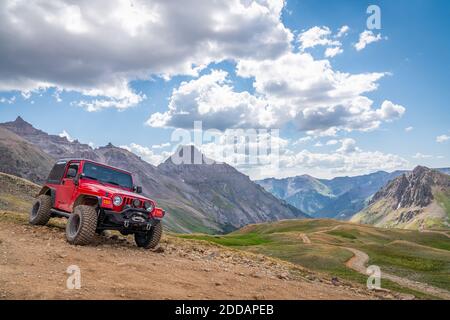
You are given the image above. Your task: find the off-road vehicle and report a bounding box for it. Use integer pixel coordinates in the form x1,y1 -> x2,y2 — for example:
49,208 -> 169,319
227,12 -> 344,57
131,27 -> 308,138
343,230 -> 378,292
30,159 -> 165,248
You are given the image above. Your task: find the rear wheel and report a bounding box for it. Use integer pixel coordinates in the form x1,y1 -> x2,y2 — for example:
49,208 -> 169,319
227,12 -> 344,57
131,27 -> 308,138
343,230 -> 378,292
134,221 -> 163,249
29,195 -> 52,225
66,205 -> 98,245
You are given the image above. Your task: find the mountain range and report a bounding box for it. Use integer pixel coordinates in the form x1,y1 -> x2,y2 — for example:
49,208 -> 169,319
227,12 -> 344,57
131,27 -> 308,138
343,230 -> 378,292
256,168 -> 450,220
351,166 -> 450,229
1,116 -> 448,232
0,117 -> 307,233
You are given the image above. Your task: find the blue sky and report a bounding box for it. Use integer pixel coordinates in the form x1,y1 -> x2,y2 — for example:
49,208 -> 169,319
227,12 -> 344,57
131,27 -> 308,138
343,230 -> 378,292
0,0 -> 449,179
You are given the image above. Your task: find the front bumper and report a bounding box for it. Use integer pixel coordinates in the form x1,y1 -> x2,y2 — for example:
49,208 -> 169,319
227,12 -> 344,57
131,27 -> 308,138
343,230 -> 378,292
98,207 -> 160,233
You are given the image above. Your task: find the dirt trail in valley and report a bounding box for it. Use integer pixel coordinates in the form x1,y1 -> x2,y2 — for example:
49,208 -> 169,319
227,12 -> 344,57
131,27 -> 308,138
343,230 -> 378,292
299,234 -> 311,244
419,229 -> 450,238
298,224 -> 450,299
0,212 -> 394,300
344,247 -> 450,300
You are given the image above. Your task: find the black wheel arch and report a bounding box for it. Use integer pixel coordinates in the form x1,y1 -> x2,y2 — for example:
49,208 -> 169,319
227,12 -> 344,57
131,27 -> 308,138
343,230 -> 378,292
73,194 -> 101,209
38,186 -> 56,206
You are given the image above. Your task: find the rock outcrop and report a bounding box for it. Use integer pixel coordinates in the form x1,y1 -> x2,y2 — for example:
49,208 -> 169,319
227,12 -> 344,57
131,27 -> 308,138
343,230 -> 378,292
351,166 -> 450,229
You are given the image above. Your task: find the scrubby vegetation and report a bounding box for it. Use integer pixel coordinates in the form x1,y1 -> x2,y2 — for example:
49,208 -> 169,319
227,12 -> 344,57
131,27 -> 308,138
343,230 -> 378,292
179,219 -> 450,299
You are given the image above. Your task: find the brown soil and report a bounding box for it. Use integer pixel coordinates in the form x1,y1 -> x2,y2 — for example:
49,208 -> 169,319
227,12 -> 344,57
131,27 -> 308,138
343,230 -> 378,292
0,211 -> 394,300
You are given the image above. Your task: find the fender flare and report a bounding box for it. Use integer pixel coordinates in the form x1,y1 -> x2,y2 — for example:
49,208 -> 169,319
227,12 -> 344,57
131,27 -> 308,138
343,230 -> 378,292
38,186 -> 56,206
73,194 -> 101,209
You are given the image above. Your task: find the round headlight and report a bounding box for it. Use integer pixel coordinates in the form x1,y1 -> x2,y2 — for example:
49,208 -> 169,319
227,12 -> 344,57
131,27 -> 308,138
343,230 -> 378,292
144,201 -> 154,212
132,198 -> 141,208
113,195 -> 122,206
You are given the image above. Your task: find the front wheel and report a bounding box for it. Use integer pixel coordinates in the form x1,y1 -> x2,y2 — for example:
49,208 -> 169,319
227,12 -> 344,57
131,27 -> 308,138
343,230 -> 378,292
134,221 -> 163,249
66,205 -> 98,245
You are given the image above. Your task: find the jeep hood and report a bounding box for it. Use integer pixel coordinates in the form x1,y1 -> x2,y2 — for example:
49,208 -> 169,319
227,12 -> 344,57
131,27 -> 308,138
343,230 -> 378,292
80,180 -> 151,201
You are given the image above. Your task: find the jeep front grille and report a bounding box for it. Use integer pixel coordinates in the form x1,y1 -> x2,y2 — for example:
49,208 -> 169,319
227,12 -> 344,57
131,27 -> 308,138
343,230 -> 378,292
123,197 -> 142,208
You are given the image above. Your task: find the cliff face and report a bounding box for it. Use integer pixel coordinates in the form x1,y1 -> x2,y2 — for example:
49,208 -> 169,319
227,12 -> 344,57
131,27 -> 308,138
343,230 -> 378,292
352,166 -> 450,230
159,146 -> 308,230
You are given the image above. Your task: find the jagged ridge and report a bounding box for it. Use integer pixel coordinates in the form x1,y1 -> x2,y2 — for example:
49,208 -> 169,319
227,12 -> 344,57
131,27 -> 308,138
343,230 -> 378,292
351,166 -> 450,230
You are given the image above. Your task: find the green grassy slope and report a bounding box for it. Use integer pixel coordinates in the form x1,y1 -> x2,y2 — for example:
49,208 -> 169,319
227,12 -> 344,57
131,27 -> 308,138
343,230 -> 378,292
0,172 -> 40,213
179,219 -> 450,299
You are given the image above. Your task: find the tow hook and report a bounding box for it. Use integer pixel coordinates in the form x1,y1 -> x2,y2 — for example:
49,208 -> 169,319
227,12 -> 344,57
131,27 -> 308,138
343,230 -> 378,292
124,220 -> 129,228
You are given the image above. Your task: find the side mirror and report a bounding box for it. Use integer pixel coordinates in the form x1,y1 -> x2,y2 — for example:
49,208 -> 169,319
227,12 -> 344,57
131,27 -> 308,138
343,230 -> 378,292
134,186 -> 143,194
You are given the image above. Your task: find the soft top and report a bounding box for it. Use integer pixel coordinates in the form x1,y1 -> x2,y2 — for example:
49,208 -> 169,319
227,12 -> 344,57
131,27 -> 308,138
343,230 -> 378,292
55,159 -> 132,175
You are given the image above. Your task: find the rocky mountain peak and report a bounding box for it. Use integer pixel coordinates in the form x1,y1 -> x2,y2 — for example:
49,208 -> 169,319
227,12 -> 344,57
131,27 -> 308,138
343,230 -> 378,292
13,116 -> 26,124
370,166 -> 449,209
162,144 -> 214,166
2,116 -> 41,135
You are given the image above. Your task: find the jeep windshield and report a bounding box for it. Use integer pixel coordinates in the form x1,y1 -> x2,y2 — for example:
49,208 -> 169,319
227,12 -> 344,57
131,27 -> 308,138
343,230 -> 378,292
82,162 -> 133,190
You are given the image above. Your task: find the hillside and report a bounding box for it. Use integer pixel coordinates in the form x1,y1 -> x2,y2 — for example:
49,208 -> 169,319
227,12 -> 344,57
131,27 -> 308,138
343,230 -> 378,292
0,127 -> 53,184
1,211 -> 403,300
351,166 -> 450,230
0,173 -> 394,300
257,170 -> 406,219
181,219 -> 450,299
159,146 -> 307,231
0,172 -> 41,213
1,166 -> 448,300
0,116 -> 100,160
0,117 -> 307,233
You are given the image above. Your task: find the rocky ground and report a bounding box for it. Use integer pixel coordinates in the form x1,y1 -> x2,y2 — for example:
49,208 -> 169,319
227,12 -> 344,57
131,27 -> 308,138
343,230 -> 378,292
0,211 -> 406,300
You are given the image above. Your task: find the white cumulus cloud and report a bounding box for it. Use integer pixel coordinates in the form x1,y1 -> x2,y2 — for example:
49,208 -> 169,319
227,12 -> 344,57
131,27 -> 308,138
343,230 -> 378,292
120,143 -> 170,165
325,46 -> 343,58
436,134 -> 450,143
336,25 -> 350,38
412,153 -> 432,159
354,30 -> 384,51
0,0 -> 292,110
59,130 -> 74,142
149,51 -> 406,135
297,26 -> 340,50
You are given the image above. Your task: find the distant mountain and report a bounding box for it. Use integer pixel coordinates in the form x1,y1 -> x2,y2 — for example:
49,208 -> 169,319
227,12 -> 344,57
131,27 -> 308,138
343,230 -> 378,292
351,166 -> 450,230
159,146 -> 308,231
256,170 -> 407,219
1,116 -> 100,160
0,117 -> 308,233
437,167 -> 450,175
0,126 -> 53,184
257,175 -> 334,216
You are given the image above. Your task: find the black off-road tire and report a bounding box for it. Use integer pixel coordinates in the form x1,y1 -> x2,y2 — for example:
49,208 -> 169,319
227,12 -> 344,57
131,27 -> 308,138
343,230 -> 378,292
66,205 -> 98,245
134,221 -> 163,249
29,195 -> 52,225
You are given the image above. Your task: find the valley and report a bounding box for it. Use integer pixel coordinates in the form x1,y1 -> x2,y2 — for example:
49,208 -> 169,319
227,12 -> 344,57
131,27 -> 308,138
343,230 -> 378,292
180,219 -> 450,299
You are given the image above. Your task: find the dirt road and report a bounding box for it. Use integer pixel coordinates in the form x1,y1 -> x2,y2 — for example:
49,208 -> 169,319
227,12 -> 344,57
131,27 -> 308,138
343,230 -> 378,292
344,247 -> 450,300
0,211 -> 387,300
299,233 -> 311,244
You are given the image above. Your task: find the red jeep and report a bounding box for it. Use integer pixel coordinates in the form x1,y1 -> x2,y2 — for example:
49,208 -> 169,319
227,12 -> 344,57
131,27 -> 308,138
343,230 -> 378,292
29,159 -> 165,248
